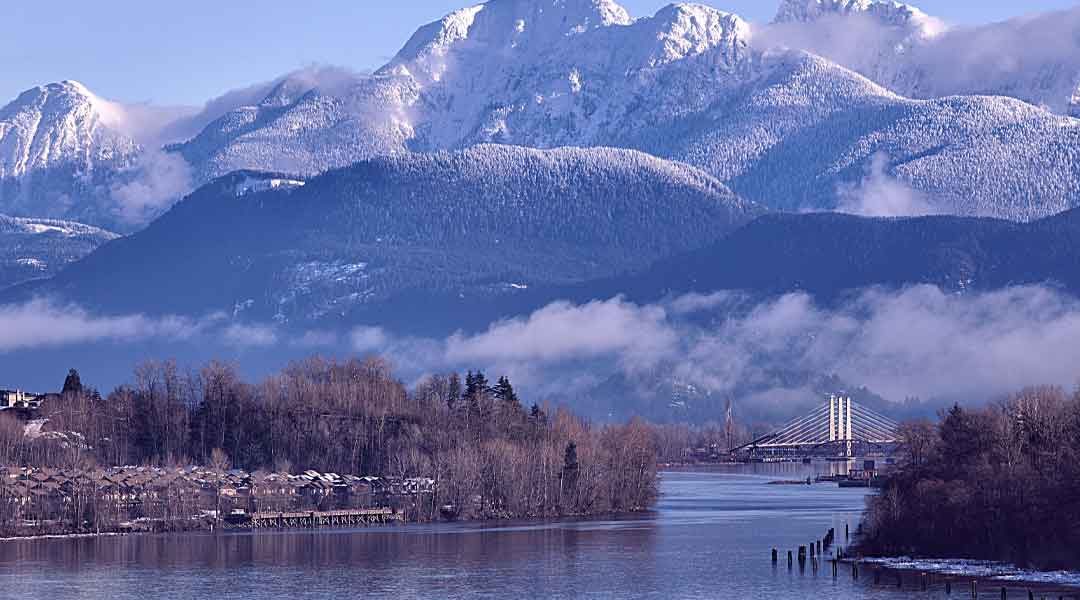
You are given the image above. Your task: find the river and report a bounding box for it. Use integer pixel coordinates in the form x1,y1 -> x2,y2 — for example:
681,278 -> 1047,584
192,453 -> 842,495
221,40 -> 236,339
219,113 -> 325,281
0,464 -> 991,599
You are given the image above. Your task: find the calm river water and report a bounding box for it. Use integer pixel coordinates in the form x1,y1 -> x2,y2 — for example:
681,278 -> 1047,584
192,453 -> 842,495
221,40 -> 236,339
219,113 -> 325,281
0,464 -> 960,599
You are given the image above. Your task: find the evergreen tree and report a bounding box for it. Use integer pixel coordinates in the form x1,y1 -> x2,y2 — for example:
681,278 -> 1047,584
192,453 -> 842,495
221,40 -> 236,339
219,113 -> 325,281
562,441 -> 580,508
464,371 -> 478,401
62,369 -> 83,396
494,376 -> 520,406
472,371 -> 489,396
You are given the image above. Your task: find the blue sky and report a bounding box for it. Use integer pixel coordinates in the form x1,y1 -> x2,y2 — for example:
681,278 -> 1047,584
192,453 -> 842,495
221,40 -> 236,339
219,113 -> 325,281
1,0 -> 1077,106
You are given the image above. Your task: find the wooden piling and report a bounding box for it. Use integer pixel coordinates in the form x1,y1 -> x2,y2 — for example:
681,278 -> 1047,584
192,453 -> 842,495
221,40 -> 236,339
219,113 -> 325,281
787,550 -> 793,569
946,581 -> 952,595
772,548 -> 778,563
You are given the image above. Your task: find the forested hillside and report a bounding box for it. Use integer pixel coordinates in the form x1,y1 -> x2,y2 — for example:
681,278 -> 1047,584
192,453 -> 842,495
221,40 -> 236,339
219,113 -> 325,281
0,214 -> 118,288
604,208 -> 1080,304
14,146 -> 756,328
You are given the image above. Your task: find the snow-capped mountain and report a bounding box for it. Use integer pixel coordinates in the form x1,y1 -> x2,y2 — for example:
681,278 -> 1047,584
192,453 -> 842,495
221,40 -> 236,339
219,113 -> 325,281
0,214 -> 118,289
773,0 -> 942,34
14,145 -> 758,330
7,0 -> 1080,226
0,81 -> 141,228
0,80 -> 196,231
769,0 -> 1080,116
166,0 -> 1080,221
0,80 -> 138,180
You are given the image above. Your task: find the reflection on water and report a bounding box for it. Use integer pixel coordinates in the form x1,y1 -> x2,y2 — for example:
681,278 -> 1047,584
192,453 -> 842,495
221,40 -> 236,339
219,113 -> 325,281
0,463 -> 949,599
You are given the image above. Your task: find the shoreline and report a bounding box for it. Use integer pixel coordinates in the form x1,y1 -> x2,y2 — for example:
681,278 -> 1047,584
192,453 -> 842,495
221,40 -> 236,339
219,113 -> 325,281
839,556 -> 1080,594
0,509 -> 653,544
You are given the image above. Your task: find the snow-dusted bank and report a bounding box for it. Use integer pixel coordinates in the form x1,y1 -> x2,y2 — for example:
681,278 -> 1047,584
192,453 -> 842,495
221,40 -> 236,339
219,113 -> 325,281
861,556 -> 1080,590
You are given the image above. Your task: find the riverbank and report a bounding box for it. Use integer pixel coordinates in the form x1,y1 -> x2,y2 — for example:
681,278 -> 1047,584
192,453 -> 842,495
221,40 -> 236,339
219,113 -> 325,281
838,556 -> 1080,596
0,505 -> 657,544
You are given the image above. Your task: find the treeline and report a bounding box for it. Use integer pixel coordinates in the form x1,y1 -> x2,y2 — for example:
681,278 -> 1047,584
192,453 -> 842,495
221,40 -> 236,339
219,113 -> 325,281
652,421 -> 755,463
858,386 -> 1080,569
0,358 -> 658,520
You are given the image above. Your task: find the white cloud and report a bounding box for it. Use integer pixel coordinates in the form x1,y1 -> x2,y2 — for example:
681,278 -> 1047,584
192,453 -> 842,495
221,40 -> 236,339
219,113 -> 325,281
835,152 -> 942,217
10,284 -> 1080,410
0,299 -> 196,351
400,286 -> 1080,406
671,285 -> 1080,403
445,297 -> 677,369
350,326 -> 389,353
221,323 -> 278,348
108,149 -> 195,224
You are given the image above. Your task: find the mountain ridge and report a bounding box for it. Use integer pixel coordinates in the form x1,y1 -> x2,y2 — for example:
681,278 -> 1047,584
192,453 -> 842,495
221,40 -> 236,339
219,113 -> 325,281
9,145 -> 758,327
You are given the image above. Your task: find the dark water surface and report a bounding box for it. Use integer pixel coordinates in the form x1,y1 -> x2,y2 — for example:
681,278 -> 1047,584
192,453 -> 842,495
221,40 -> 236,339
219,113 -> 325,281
0,465 -> 944,599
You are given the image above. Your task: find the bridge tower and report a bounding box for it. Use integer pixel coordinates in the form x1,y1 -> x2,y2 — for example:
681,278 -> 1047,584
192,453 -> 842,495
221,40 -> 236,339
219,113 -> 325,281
828,395 -> 854,457
732,394 -> 899,459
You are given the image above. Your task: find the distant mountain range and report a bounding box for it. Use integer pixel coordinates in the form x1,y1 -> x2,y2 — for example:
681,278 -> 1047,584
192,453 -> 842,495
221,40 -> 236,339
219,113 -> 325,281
11,144 -> 1080,338
4,0 -> 1080,413
4,0 -> 1080,228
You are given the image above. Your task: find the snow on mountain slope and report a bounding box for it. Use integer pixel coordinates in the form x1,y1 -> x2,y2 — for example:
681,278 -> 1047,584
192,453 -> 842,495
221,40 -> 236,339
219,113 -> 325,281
174,1 -> 754,180
637,51 -> 1080,221
767,1 -> 1080,116
167,0 -> 1080,221
0,213 -> 118,289
173,69 -> 419,182
774,0 -> 943,35
0,81 -> 201,231
0,80 -> 138,180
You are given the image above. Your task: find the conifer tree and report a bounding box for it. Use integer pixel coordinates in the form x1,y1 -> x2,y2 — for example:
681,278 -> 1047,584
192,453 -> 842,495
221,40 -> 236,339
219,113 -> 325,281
494,376 -> 519,406
62,369 -> 83,396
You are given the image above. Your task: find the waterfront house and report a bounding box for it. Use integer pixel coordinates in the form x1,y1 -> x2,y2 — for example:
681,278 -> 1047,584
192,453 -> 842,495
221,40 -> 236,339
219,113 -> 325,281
0,389 -> 42,410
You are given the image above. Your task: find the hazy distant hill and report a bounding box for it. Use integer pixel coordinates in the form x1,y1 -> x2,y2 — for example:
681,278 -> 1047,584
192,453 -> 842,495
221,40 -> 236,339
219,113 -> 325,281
0,214 -> 117,289
603,208 -> 1080,304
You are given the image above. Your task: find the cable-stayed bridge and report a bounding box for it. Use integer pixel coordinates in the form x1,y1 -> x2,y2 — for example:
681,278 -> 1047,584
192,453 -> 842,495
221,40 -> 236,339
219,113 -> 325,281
735,395 -> 900,459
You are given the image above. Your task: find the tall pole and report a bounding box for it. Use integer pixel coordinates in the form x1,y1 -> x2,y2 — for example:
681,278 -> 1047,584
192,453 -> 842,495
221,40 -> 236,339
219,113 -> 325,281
829,395 -> 836,442
845,397 -> 853,458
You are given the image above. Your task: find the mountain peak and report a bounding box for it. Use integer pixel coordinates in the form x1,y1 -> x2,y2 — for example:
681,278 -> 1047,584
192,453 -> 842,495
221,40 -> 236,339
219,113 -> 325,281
1,79 -> 139,180
385,0 -> 634,81
774,0 -> 942,36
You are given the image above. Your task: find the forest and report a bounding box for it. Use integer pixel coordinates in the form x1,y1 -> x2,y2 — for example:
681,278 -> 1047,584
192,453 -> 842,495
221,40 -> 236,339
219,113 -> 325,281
858,386 -> 1080,569
0,357 -> 659,530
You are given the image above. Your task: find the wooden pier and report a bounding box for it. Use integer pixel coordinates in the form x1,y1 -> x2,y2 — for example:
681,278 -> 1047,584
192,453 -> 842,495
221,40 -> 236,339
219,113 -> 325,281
223,508 -> 402,530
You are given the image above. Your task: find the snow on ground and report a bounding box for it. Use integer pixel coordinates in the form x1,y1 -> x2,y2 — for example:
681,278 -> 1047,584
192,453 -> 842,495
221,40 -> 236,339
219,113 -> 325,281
862,556 -> 1080,588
